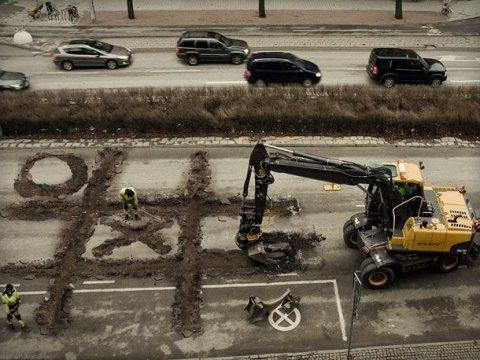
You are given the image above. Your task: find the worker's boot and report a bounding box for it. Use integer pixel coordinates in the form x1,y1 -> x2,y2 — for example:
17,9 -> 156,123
19,320 -> 26,329
8,321 -> 14,330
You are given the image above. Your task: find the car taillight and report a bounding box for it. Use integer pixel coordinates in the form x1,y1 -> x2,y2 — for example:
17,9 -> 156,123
371,65 -> 379,76
52,53 -> 59,60
175,47 -> 179,54
244,70 -> 251,78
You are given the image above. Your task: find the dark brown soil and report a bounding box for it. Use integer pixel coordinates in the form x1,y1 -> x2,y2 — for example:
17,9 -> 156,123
34,148 -> 124,333
172,151 -> 210,337
91,217 -> 174,258
2,148 -> 326,337
14,153 -> 88,198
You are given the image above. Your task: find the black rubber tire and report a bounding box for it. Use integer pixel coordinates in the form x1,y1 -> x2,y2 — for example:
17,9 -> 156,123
382,76 -> 396,88
435,254 -> 460,273
430,77 -> 443,87
360,256 -> 375,270
230,54 -> 243,65
61,61 -> 74,71
254,79 -> 266,87
187,54 -> 199,66
302,78 -> 314,88
360,263 -> 395,289
343,219 -> 359,248
106,60 -> 118,70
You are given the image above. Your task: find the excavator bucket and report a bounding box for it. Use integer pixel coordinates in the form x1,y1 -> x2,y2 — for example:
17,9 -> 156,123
246,241 -> 292,265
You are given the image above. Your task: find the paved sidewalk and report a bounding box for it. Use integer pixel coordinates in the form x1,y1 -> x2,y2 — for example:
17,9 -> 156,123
2,32 -> 479,53
1,0 -> 479,27
0,136 -> 478,150
233,340 -> 480,360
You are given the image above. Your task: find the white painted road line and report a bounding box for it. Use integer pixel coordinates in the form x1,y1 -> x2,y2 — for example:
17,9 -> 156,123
277,272 -> 299,277
201,279 -> 335,288
18,279 -> 347,341
74,286 -> 177,293
83,280 -> 116,285
205,81 -> 246,85
333,279 -> 347,342
449,80 -> 480,83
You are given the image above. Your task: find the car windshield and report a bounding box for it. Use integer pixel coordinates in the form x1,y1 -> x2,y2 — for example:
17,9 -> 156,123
215,34 -> 232,46
91,41 -> 113,53
291,56 -> 305,69
417,56 -> 429,69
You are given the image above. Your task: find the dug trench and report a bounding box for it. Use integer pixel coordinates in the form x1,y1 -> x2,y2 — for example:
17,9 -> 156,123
1,149 -> 326,336
34,148 -> 125,333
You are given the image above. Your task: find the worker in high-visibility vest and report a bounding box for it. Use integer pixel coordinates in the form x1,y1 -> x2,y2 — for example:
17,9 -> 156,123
119,187 -> 140,220
1,284 -> 26,330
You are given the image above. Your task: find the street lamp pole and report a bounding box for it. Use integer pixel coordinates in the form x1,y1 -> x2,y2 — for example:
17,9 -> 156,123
395,0 -> 403,19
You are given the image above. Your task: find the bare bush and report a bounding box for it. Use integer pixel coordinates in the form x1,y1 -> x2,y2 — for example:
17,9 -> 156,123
0,85 -> 478,139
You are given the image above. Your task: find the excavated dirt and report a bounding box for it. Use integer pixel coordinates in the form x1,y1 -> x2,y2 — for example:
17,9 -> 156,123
3,148 -> 325,337
172,151 -> 210,337
91,217 -> 174,258
14,153 -> 88,198
34,148 -> 124,333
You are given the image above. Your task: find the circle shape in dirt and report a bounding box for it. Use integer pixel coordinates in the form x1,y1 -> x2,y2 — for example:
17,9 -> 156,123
14,153 -> 88,197
268,306 -> 301,331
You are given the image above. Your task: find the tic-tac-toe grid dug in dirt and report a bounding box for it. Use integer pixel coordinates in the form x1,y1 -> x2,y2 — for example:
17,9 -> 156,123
0,148 -> 323,336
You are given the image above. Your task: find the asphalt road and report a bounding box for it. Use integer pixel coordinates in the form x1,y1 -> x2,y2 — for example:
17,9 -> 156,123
0,146 -> 479,359
1,45 -> 479,89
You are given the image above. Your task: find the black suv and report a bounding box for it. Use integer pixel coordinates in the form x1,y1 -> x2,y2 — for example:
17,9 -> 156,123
176,31 -> 250,66
367,48 -> 447,88
244,52 -> 321,87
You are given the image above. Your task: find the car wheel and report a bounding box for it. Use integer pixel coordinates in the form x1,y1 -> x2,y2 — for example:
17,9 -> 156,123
383,76 -> 396,88
62,61 -> 74,71
360,263 -> 395,289
302,78 -> 314,88
187,54 -> 199,66
435,254 -> 459,273
430,78 -> 442,87
106,60 -> 118,70
254,79 -> 266,88
230,54 -> 243,65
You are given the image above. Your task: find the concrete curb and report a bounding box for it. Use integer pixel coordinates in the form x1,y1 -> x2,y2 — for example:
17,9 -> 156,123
0,136 -> 478,150
0,40 -> 49,53
203,339 -> 480,360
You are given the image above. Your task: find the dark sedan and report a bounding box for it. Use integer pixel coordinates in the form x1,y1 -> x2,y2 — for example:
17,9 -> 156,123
52,39 -> 132,71
0,69 -> 29,90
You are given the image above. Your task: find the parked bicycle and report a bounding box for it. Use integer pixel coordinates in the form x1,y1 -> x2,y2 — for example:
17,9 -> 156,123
66,5 -> 79,21
441,0 -> 452,17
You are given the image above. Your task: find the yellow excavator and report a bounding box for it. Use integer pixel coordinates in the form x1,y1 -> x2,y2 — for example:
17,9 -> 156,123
236,144 -> 479,289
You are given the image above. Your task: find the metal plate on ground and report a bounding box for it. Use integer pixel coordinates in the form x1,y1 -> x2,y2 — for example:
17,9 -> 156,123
268,306 -> 301,332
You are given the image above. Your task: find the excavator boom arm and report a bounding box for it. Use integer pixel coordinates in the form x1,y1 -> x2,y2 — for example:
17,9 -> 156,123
238,144 -> 401,242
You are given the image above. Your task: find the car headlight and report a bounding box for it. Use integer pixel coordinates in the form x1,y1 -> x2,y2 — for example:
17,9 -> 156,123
316,72 -> 321,77
243,48 -> 249,55
120,55 -> 129,60
126,47 -> 132,53
10,83 -> 24,89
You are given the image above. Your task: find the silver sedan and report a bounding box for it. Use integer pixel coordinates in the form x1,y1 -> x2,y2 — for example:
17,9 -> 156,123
52,39 -> 132,71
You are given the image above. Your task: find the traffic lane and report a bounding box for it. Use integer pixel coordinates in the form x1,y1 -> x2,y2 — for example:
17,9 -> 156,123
335,261 -> 480,348
2,48 -> 479,73
1,48 -> 479,89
